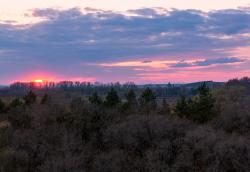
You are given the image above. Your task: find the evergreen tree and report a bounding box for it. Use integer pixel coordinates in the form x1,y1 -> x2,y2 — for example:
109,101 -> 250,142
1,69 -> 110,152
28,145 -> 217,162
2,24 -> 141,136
175,96 -> 189,118
139,87 -> 157,114
125,89 -> 137,105
192,83 -> 216,123
23,91 -> 37,105
139,87 -> 156,105
121,89 -> 138,113
175,83 -> 216,123
104,88 -> 120,107
89,91 -> 103,105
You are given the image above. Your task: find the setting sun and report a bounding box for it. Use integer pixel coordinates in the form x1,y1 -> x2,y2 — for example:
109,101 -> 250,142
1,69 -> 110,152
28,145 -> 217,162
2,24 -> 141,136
34,79 -> 44,83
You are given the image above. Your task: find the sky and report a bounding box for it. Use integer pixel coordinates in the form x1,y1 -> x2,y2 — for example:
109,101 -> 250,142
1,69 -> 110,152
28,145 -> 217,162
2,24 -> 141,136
1,0 -> 250,84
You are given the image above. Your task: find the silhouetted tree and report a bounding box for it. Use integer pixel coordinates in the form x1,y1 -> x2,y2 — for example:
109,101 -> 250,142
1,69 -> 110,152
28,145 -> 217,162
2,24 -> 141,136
2,77 -> 250,171
121,89 -> 138,113
139,88 -> 157,114
139,87 -> 156,105
175,96 -> 189,118
23,91 -> 37,105
104,88 -> 120,107
192,83 -> 216,123
89,91 -> 103,105
125,89 -> 137,105
176,83 -> 216,123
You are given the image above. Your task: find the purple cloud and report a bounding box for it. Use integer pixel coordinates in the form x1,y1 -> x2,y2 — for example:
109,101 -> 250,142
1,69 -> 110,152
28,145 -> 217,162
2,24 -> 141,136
0,7 -> 250,83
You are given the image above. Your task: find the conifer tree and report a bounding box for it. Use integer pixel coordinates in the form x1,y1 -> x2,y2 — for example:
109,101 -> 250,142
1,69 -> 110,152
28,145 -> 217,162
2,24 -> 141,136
175,83 -> 216,123
121,89 -> 138,113
89,91 -> 103,105
175,96 -> 189,118
139,87 -> 157,114
125,89 -> 137,105
104,88 -> 120,107
139,87 -> 156,105
193,83 -> 216,123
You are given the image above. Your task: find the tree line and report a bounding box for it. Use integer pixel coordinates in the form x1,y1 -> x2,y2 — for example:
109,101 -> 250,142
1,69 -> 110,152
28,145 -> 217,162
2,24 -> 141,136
0,77 -> 250,171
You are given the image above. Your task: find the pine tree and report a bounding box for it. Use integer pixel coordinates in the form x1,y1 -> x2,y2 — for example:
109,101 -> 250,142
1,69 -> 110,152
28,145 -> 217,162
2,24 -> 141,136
139,87 -> 156,105
139,87 -> 157,114
193,83 -> 216,123
104,88 -> 120,107
121,89 -> 138,113
89,91 -> 103,105
175,96 -> 189,118
125,89 -> 137,105
175,83 -> 216,123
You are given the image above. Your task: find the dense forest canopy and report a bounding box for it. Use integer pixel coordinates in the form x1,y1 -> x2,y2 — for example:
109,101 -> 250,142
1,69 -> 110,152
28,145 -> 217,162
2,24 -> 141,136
0,77 -> 250,171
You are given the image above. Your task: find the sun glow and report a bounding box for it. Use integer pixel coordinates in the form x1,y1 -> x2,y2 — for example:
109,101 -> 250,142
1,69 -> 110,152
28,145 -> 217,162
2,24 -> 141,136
34,79 -> 44,83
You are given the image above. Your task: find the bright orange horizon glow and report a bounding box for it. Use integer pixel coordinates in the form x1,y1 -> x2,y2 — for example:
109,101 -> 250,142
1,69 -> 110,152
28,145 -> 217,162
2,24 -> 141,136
10,71 -> 96,84
14,71 -> 57,84
34,79 -> 44,83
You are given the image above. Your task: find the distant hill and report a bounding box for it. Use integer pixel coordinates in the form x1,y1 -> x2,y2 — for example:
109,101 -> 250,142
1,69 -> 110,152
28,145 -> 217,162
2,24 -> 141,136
0,85 -> 7,89
183,81 -> 225,88
0,81 -> 225,90
140,81 -> 225,89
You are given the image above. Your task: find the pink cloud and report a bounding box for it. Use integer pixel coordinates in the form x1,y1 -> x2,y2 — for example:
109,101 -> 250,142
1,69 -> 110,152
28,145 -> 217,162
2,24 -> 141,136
99,59 -> 180,69
229,46 -> 250,58
136,70 -> 250,83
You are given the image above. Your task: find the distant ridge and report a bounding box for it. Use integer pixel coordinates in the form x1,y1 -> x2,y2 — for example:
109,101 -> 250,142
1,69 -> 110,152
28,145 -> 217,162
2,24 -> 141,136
140,81 -> 225,89
183,81 -> 225,88
0,81 -> 225,90
0,85 -> 7,88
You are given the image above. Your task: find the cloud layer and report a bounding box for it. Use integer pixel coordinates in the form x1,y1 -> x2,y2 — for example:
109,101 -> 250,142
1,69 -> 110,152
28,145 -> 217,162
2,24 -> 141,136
0,7 -> 250,83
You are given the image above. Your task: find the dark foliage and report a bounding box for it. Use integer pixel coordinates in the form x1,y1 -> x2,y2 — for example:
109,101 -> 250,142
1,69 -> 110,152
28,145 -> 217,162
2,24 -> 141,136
139,87 -> 156,104
40,93 -> 50,104
157,98 -> 171,115
0,99 -> 5,113
175,83 -> 216,123
23,91 -> 37,105
89,91 -> 103,105
9,99 -> 23,109
125,89 -> 137,105
175,96 -> 189,118
0,77 -> 250,171
139,88 -> 157,114
104,88 -> 120,107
